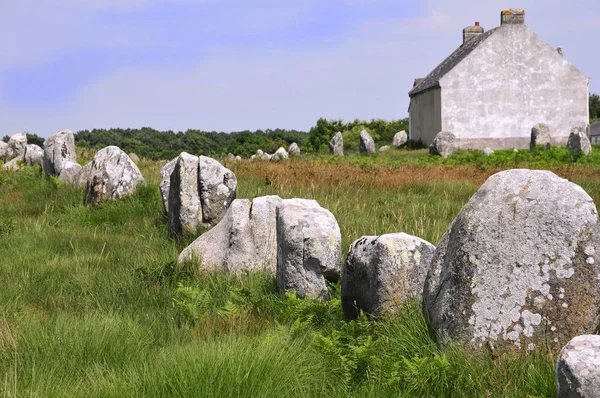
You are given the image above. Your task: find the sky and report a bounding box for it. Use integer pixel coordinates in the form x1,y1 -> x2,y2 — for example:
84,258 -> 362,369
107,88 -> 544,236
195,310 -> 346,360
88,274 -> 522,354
1,0 -> 599,137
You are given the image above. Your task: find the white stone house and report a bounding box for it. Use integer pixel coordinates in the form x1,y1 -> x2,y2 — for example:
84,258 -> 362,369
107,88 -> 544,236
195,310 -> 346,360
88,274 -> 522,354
408,9 -> 589,149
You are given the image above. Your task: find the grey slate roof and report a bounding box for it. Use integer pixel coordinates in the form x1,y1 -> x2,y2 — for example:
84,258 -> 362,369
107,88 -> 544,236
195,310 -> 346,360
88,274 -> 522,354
591,121 -> 600,137
409,27 -> 499,97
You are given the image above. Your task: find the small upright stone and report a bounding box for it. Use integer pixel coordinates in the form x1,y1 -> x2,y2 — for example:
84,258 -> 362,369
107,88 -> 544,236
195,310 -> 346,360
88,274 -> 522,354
24,144 -> 44,168
359,130 -> 375,154
44,129 -> 77,176
7,132 -> 27,160
288,143 -> 301,156
530,123 -> 552,151
276,199 -> 341,300
393,131 -> 408,147
329,132 -> 343,156
568,126 -> 592,156
556,335 -> 600,397
429,132 -> 457,157
482,147 -> 494,156
159,158 -> 177,214
168,153 -> 202,237
199,156 -> 237,226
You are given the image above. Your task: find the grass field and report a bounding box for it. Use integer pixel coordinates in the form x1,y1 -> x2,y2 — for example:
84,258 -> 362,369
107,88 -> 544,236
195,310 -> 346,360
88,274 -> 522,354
1,148 -> 599,397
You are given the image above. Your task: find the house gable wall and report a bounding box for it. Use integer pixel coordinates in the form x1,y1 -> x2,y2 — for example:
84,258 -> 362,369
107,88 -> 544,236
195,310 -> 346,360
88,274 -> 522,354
408,88 -> 441,145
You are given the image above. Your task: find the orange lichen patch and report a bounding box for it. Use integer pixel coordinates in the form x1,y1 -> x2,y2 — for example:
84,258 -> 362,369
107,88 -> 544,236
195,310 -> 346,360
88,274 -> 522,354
502,8 -> 525,15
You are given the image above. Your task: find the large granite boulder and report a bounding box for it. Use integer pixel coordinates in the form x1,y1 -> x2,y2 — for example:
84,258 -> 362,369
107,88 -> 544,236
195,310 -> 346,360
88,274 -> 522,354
289,143 -> 300,157
567,126 -> 592,156
530,123 -> 552,151
393,131 -> 408,147
59,161 -> 83,186
24,144 -> 44,168
44,129 -> 77,176
276,199 -> 341,300
199,155 -> 237,226
423,169 -> 600,351
329,132 -> 343,156
342,233 -> 436,320
84,146 -> 145,205
429,131 -> 457,158
168,153 -> 202,236
7,132 -> 27,160
179,196 -> 282,274
159,158 -> 177,214
556,335 -> 600,397
272,147 -> 289,161
359,130 -> 375,154
0,141 -> 8,162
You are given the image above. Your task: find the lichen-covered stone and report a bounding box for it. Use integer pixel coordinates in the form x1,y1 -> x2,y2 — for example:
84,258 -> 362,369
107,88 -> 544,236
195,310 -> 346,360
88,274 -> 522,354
0,141 -> 9,162
423,169 -> 600,351
273,147 -> 289,160
329,132 -> 343,156
530,123 -> 552,151
429,131 -> 457,158
85,146 -> 145,205
556,335 -> 600,397
2,156 -> 22,171
168,152 -> 202,236
289,143 -> 301,156
178,196 -> 282,275
43,129 -> 77,176
73,162 -> 93,188
23,144 -> 44,168
393,131 -> 408,147
199,156 -> 237,226
7,132 -> 27,160
567,126 -> 592,156
59,161 -> 83,186
342,233 -> 436,320
359,130 -> 375,154
276,199 -> 341,300
159,158 -> 177,214
482,147 -> 494,156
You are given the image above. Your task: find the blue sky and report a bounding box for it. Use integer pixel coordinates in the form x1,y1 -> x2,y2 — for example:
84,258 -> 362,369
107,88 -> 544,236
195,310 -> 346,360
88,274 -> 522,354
1,0 -> 598,137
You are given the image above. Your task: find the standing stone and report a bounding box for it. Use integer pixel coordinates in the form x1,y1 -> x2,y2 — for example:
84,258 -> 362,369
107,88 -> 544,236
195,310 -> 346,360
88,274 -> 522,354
159,158 -> 177,214
359,130 -> 375,154
329,132 -> 343,156
73,162 -> 93,188
250,155 -> 257,160
7,132 -> 27,160
85,146 -> 145,205
342,233 -> 436,320
271,153 -> 281,161
482,147 -> 494,156
379,145 -> 390,152
423,169 -> 600,351
0,141 -> 8,162
393,131 -> 408,147
256,149 -> 264,157
235,155 -> 242,161
568,126 -> 592,156
274,147 -> 289,160
429,131 -> 457,157
59,161 -> 83,186
179,196 -> 282,275
289,143 -> 301,156
530,123 -> 552,151
199,156 -> 237,226
44,129 -> 77,176
260,153 -> 272,161
556,335 -> 600,397
168,153 -> 202,237
227,153 -> 235,161
23,144 -> 44,168
276,199 -> 341,300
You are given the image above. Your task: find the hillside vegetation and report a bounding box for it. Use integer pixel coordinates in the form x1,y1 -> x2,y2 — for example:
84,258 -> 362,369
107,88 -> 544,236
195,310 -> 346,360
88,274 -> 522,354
3,148 -> 600,396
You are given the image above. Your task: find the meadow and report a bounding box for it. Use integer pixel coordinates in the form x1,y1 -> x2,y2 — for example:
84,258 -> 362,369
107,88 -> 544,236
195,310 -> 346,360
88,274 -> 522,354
1,147 -> 600,397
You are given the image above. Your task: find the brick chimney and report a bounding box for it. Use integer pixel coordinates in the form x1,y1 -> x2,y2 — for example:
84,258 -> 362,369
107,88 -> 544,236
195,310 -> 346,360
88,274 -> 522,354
463,22 -> 484,44
501,8 -> 525,25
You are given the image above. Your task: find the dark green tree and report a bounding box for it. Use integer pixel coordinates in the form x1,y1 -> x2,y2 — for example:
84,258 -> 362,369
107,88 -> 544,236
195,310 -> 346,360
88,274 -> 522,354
590,93 -> 600,122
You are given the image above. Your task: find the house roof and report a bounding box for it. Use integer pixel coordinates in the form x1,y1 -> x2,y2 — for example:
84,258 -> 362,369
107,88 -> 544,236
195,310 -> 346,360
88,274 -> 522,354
409,27 -> 499,97
591,121 -> 600,137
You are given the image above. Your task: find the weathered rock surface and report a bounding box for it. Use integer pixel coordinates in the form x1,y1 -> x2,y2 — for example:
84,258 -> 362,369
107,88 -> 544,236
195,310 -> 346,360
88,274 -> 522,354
85,146 -> 145,205
179,196 -> 282,274
260,152 -> 272,161
379,145 -> 390,152
73,162 -> 93,188
273,147 -> 289,160
556,335 -> 600,397
250,154 -> 257,160
44,129 -> 77,176
429,131 -> 457,157
2,156 -> 22,171
289,143 -> 300,156
129,153 -> 140,163
235,155 -> 241,161
530,123 -> 552,151
568,126 -> 592,156
24,144 -> 44,168
482,147 -> 494,156
276,199 -> 341,300
0,141 -> 8,161
7,132 -> 27,160
393,131 -> 408,147
168,153 -> 202,236
256,149 -> 264,157
160,158 -> 177,214
359,130 -> 375,154
423,169 -> 600,351
329,132 -> 343,156
342,233 -> 436,320
199,155 -> 237,226
59,161 -> 83,186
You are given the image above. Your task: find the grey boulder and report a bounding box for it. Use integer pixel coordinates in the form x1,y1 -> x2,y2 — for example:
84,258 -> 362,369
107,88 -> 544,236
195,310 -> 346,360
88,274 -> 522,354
530,123 -> 552,151
393,131 -> 408,147
24,144 -> 44,168
227,153 -> 235,161
273,147 -> 289,160
556,335 -> 600,398
44,129 -> 77,176
159,158 -> 177,214
85,146 -> 145,205
379,145 -> 390,152
342,233 -> 436,320
59,161 -> 83,186
0,141 -> 8,162
168,153 -> 202,236
482,147 -> 494,156
359,130 -> 375,154
567,126 -> 592,156
329,132 -> 343,156
7,132 -> 27,160
289,143 -> 300,156
2,156 -> 22,171
199,155 -> 237,226
423,169 -> 600,351
276,199 -> 341,300
73,162 -> 93,188
429,131 -> 457,157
